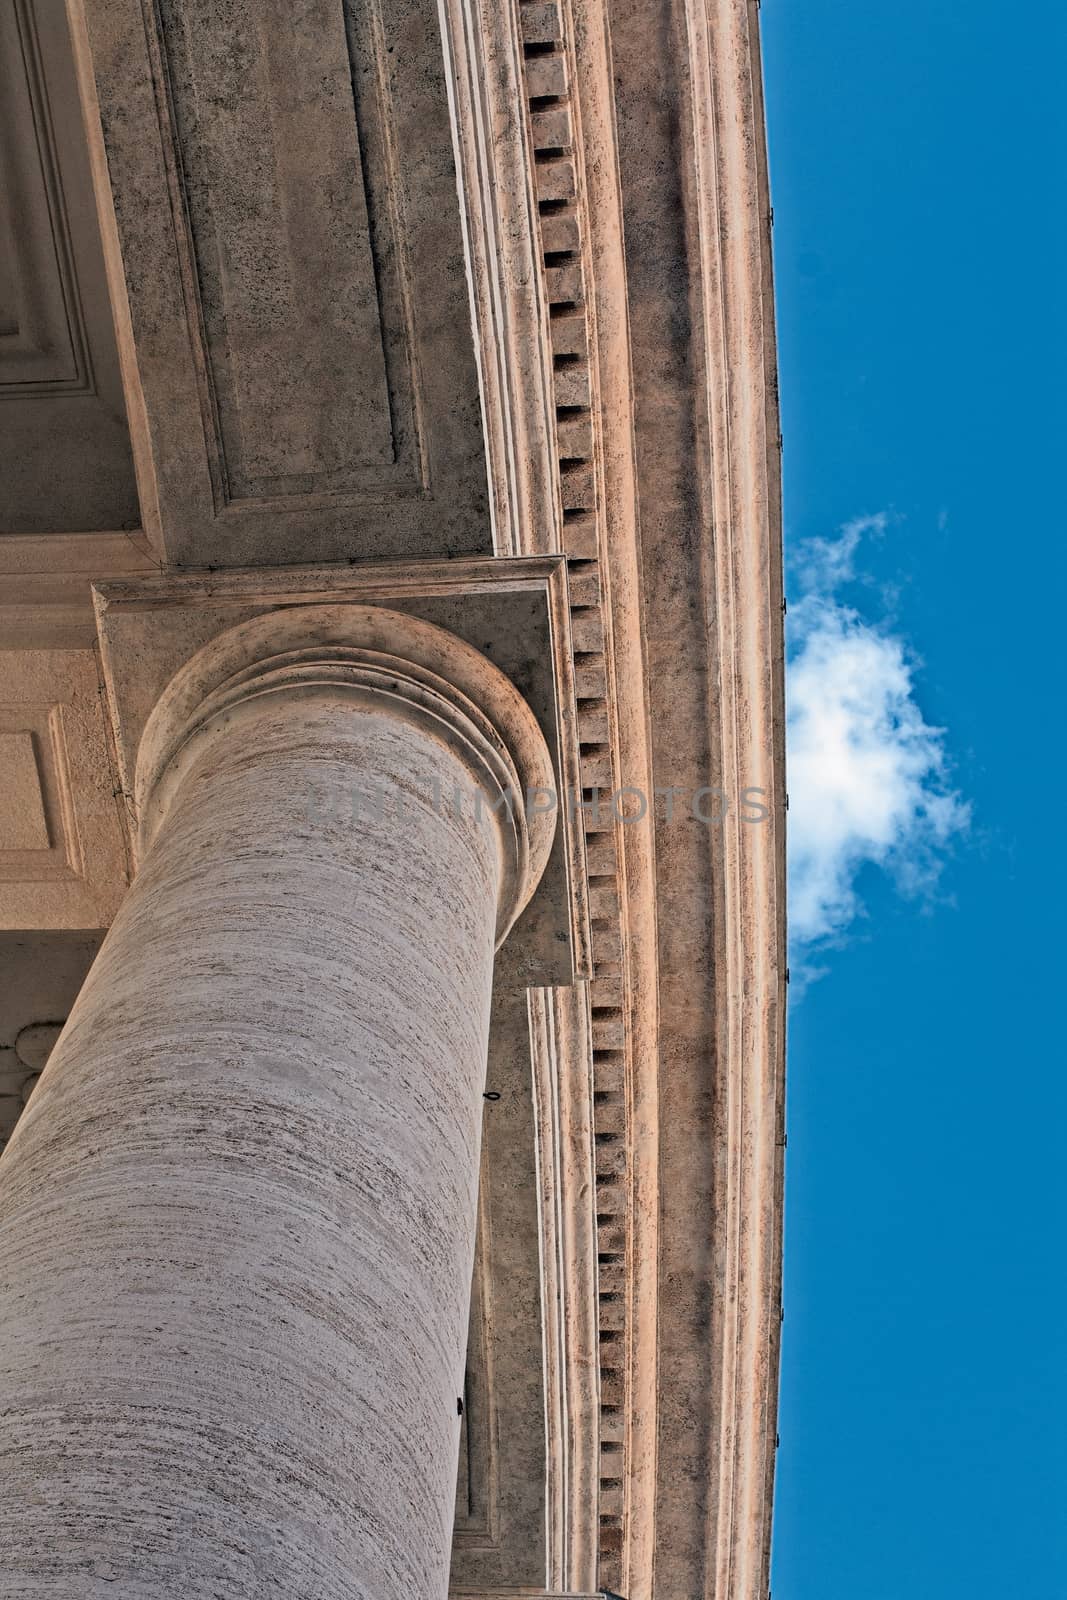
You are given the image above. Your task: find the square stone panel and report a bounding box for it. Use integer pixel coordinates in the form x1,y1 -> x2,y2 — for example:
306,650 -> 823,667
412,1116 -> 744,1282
0,731 -> 50,852
75,0 -> 490,564
0,652 -> 129,927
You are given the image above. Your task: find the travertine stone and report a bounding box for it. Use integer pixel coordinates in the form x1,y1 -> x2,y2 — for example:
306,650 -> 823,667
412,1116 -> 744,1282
67,0 -> 490,564
0,608 -> 553,1597
0,0 -> 789,1586
0,733 -> 50,850
0,650 -> 130,929
92,565 -> 591,988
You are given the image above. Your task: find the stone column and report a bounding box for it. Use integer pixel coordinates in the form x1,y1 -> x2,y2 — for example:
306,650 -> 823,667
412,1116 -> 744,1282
0,606 -> 555,1599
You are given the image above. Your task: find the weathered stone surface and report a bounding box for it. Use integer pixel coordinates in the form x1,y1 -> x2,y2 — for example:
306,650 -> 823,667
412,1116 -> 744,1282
0,611 -> 554,1596
92,563 -> 591,987
0,0 -> 788,1592
0,650 -> 129,929
67,0 -> 491,565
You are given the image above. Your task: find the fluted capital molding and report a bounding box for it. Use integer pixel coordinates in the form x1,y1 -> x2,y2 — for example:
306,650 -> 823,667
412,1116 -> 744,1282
136,603 -> 556,945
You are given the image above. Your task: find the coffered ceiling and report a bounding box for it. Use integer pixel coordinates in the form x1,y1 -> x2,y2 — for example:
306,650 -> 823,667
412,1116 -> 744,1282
0,0 -> 137,532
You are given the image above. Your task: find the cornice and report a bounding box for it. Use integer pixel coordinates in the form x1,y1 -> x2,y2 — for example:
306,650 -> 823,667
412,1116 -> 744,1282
444,6 -> 652,1578
505,4 -> 658,1586
479,0 -> 787,1593
528,984 -> 601,1592
679,4 -> 786,1594
553,4 -> 662,1590
440,0 -> 562,557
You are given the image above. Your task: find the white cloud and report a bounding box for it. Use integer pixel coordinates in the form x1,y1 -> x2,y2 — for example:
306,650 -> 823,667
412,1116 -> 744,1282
787,516 -> 969,982
790,509 -> 885,594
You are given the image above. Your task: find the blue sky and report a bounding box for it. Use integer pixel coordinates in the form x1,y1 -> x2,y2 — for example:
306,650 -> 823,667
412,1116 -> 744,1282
761,1 -> 1067,1594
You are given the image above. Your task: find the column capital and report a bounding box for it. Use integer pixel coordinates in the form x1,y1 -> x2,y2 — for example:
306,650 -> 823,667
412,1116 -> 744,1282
136,603 -> 556,946
94,558 -> 591,986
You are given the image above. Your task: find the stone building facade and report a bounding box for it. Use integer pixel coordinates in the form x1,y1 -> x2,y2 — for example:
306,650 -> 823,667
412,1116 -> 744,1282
0,0 -> 786,1594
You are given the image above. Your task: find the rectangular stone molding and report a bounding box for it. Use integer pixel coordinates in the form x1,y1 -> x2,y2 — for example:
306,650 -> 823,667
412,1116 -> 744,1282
437,0 -> 562,557
454,1175 -> 496,1547
449,982 -> 599,1595
69,0 -> 492,565
450,992 -> 548,1590
0,732 -> 51,851
0,532 -> 159,651
0,0 -> 137,532
0,650 -> 129,927
155,0 -> 395,499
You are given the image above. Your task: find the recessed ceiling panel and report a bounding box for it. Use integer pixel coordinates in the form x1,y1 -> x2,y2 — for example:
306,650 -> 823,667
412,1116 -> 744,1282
0,0 -> 137,534
75,0 -> 491,565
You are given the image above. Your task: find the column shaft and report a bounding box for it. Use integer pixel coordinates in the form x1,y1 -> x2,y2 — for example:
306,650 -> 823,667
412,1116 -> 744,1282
0,688 -> 507,1597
